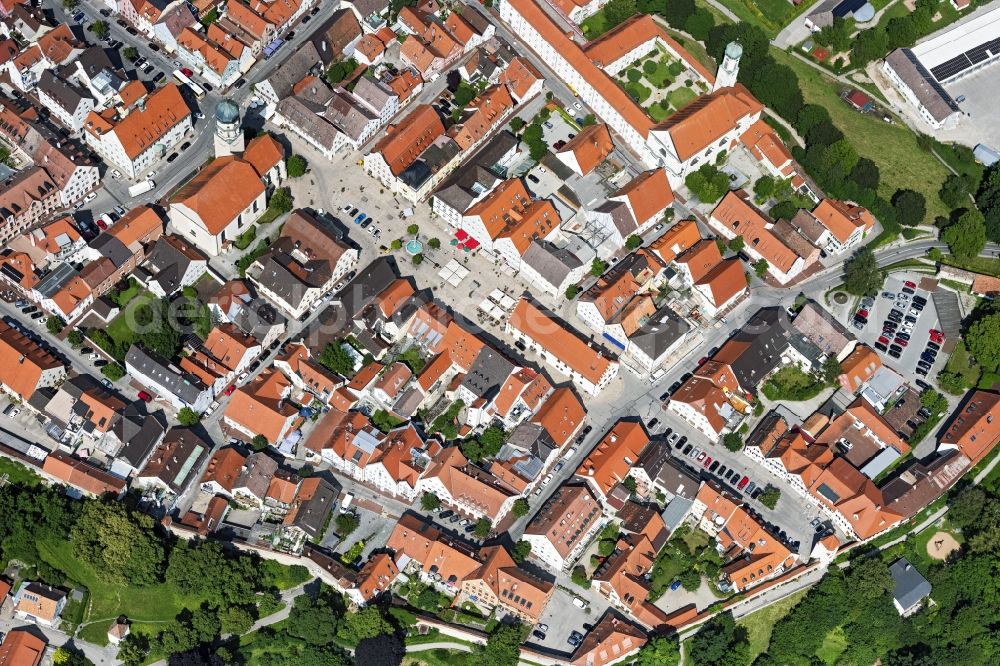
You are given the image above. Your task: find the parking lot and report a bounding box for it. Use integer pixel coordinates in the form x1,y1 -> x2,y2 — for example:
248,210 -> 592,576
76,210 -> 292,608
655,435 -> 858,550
853,274 -> 946,385
524,587 -> 605,655
652,409 -> 832,559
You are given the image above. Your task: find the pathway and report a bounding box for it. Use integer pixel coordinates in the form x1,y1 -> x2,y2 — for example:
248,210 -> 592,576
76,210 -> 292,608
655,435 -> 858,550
700,0 -> 740,23
763,110 -> 806,147
406,641 -> 476,653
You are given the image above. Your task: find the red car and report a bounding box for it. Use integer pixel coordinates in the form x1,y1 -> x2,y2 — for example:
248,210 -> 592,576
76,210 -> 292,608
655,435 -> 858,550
95,218 -> 107,230
737,475 -> 750,490
137,390 -> 152,403
703,456 -> 713,468
698,356 -> 708,365
857,309 -> 869,318
894,338 -> 908,347
905,280 -> 917,289
181,67 -> 194,77
878,335 -> 889,345
223,384 -> 236,396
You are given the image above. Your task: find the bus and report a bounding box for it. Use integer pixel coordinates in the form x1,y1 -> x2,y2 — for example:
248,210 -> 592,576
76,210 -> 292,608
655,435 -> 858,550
172,69 -> 206,100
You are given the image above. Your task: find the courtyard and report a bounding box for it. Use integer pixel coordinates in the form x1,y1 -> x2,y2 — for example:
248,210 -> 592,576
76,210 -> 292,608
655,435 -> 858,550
615,46 -> 709,121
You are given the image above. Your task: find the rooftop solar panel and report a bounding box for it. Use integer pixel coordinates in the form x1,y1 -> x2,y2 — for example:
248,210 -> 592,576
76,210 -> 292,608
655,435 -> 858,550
968,47 -> 990,64
931,54 -> 973,81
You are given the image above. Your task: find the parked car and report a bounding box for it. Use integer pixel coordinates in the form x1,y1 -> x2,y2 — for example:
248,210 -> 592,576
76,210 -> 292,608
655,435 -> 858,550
138,391 -> 153,402
737,476 -> 750,490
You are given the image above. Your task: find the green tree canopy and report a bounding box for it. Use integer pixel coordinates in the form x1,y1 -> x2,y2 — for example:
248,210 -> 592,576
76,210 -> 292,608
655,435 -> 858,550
843,246 -> 884,296
603,0 -> 637,28
625,234 -> 643,249
71,501 -> 165,585
942,208 -> 987,259
320,342 -> 355,376
967,312 -> 1000,373
892,189 -> 927,226
286,154 -> 308,177
420,492 -> 440,511
481,623 -> 523,666
512,498 -> 530,517
335,512 -> 359,536
176,407 -> 200,426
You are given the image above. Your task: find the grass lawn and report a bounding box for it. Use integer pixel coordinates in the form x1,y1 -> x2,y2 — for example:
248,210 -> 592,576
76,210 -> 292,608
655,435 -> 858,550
403,649 -> 476,666
762,365 -> 827,401
738,589 -> 809,663
79,620 -> 111,646
114,281 -> 143,307
939,254 -> 1000,278
581,10 -> 608,38
663,27 -> 718,72
667,87 -> 698,111
0,457 -> 40,486
648,100 -> 673,121
943,341 -> 981,390
773,49 -> 950,221
644,60 -> 673,88
817,626 -> 849,665
106,290 -> 157,347
624,81 -> 652,104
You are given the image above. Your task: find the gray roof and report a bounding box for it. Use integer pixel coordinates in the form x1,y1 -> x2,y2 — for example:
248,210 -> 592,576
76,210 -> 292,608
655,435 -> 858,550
594,200 -> 635,238
460,347 -> 516,400
432,131 -> 518,212
247,256 -> 310,310
793,301 -> 854,357
125,345 -> 208,406
265,41 -> 322,99
324,91 -> 377,141
65,46 -> 116,81
725,307 -> 793,391
116,403 -> 167,469
787,209 -> 828,245
506,421 -> 556,462
38,71 -> 90,114
885,49 -> 960,123
234,452 -> 279,499
289,476 -> 340,537
91,233 -> 134,268
890,558 -> 931,611
654,456 -> 700,500
137,426 -> 209,493
33,263 -> 77,299
145,236 -> 204,295
344,0 -> 389,19
338,257 -> 398,319
230,297 -> 287,340
521,239 -> 583,288
629,306 -> 690,360
352,76 -> 396,114
276,96 -> 340,151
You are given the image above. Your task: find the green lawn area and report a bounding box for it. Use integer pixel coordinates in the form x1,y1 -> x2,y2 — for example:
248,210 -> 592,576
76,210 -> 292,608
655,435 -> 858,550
939,254 -> 1000,278
113,280 -> 143,307
79,620 -> 111,646
0,457 -> 40,486
667,87 -> 698,111
106,290 -> 157,347
624,81 -> 652,104
708,0 -> 819,35
649,526 -> 720,600
761,365 -> 827,401
580,11 -> 608,38
648,100 -> 673,121
643,60 -> 673,88
816,626 -> 849,665
943,341 -> 981,390
773,49 -> 950,221
403,649 -> 476,666
662,27 -> 718,72
738,589 -> 809,663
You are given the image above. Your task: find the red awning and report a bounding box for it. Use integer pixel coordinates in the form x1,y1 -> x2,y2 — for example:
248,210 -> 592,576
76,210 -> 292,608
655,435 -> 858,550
465,238 -> 480,250
455,229 -> 469,241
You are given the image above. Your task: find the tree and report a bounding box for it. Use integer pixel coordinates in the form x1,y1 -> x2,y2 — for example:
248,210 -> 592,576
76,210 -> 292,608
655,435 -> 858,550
591,257 -> 608,276
512,498 -> 530,517
509,117 -> 524,133
943,208 -> 987,259
939,174 -> 971,208
428,237 -> 441,249
46,316 -> 64,334
851,27 -> 889,66
420,492 -> 440,511
604,0 -> 636,29
482,623 -> 522,666
685,164 -> 730,203
67,329 -> 84,346
625,234 -> 643,249
976,163 -> 1000,242
571,565 -> 590,587
848,557 -> 892,600
689,612 -> 750,666
251,434 -> 268,451
565,284 -> 580,299
406,223 -> 419,235
101,363 -> 125,381
92,20 -> 109,39
759,486 -> 781,509
269,187 -> 294,214
844,246 -> 884,296
723,433 -> 743,452
177,407 -> 200,426
220,605 -> 254,635
286,154 -> 308,177
679,568 -> 701,592
117,635 -> 149,666
123,46 -> 139,62
335,512 -> 359,536
390,239 -> 403,250
948,487 -> 986,528
339,606 -> 393,645
53,647 -> 91,666
71,501 -> 165,585
850,158 -> 881,191
753,259 -> 769,278
473,518 -> 491,538
623,476 -> 637,493
967,312 -> 1000,373
355,634 -> 405,666
412,253 -> 424,266
325,59 -> 358,84
684,9 -> 714,41
320,341 -> 355,376
755,175 -> 777,200
892,189 -> 927,226
635,636 -> 680,666
725,236 -> 745,254
512,540 -> 531,564
522,123 -> 547,161
821,355 -> 844,383
662,0 -> 695,30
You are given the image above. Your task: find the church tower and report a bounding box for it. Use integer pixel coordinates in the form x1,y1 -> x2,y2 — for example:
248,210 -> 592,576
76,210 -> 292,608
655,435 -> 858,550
213,99 -> 244,156
713,42 -> 742,92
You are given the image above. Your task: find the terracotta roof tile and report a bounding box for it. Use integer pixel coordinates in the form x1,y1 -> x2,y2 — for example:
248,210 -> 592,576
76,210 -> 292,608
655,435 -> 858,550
371,104 -> 445,176
84,83 -> 191,160
654,84 -> 763,161
557,123 -> 613,175
509,297 -> 613,385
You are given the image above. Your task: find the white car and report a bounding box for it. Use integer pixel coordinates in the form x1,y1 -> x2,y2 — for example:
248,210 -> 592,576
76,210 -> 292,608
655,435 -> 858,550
566,446 -> 577,456
542,473 -> 553,485
7,408 -> 19,418
572,597 -> 588,609
111,169 -> 123,179
238,372 -> 249,382
146,169 -> 157,179
574,102 -> 583,110
367,225 -> 378,235
84,192 -> 97,202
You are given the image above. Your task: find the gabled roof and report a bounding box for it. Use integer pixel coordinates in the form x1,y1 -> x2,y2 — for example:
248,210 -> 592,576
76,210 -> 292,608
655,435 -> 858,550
695,258 -> 746,308
648,219 -> 701,263
371,104 -> 445,176
611,169 -> 673,229
710,191 -> 800,273
556,123 -> 613,175
172,156 -> 265,234
810,199 -> 876,244
577,420 -> 649,496
84,83 -> 190,160
224,369 -> 298,443
939,390 -> 1000,466
654,84 -> 763,161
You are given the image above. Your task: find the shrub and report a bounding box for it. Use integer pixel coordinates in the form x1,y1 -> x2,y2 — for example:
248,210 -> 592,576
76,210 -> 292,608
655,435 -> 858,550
336,512 -> 360,536
286,154 -> 307,178
101,363 -> 125,381
571,566 -> 590,588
